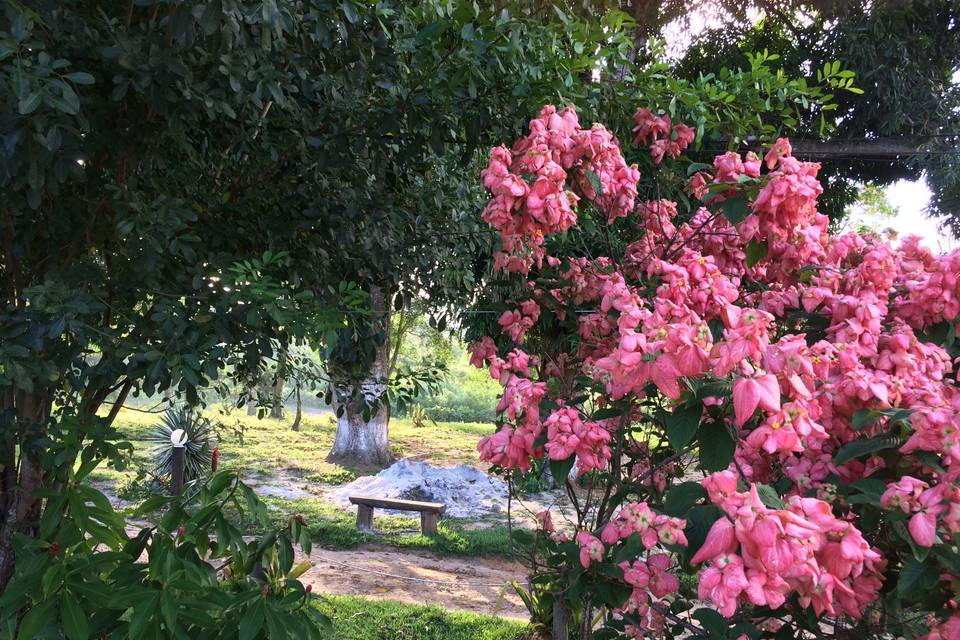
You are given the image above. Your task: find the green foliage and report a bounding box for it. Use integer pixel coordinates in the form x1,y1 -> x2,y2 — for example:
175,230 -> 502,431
419,348 -> 500,423
148,406 -> 216,483
0,427 -> 326,639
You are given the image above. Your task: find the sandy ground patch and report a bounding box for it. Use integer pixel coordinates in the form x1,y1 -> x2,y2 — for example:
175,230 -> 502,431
299,545 -> 529,620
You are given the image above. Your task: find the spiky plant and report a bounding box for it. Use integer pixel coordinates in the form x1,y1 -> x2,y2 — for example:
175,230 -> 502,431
148,407 -> 216,482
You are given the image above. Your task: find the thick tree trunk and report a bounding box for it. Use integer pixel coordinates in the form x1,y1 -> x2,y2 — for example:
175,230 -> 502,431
327,285 -> 393,466
247,386 -> 258,416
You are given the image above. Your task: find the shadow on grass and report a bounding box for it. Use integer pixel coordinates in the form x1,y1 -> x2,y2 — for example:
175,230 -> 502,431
232,497 -> 519,559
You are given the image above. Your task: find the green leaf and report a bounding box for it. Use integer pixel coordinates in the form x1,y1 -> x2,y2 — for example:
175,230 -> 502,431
697,423 -> 735,472
719,195 -> 750,224
62,592 -> 89,640
17,599 -> 55,639
342,1 -> 358,23
663,403 -> 702,450
683,505 -> 722,565
584,169 -> 603,197
851,409 -> 881,430
239,599 -> 265,640
134,495 -> 168,515
128,592 -> 159,638
755,483 -> 784,509
160,590 -> 177,632
834,435 -> 900,465
550,455 -> 576,484
897,558 -> 939,598
200,0 -> 222,35
18,91 -> 42,115
693,607 -> 730,637
590,406 -> 624,421
663,482 -> 707,518
745,240 -> 767,267
64,72 -> 95,85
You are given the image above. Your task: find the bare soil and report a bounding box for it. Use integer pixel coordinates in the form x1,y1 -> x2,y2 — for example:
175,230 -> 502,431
298,545 -> 529,620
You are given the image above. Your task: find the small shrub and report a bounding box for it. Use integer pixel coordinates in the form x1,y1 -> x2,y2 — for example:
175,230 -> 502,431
146,406 -> 216,482
115,464 -> 162,502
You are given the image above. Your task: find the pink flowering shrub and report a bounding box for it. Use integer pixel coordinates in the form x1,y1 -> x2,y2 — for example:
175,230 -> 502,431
472,106 -> 960,639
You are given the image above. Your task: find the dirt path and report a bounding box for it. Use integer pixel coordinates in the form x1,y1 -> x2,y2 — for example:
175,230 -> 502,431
299,545 -> 529,620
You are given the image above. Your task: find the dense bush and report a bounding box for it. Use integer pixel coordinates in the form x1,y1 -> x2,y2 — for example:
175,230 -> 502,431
0,418 -> 326,639
470,103 -> 960,640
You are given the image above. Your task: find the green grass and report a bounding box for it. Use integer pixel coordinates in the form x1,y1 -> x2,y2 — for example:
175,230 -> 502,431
108,407 -> 493,480
316,596 -> 533,640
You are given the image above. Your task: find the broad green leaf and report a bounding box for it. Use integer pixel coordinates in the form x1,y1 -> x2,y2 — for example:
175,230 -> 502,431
897,558 -> 939,598
550,455 -> 576,485
755,483 -> 784,509
745,240 -> 767,267
239,600 -> 265,640
719,195 -> 751,224
18,91 -> 42,115
834,435 -> 900,465
697,423 -> 735,472
663,403 -> 702,450
663,482 -> 707,518
62,592 -> 89,640
17,599 -> 56,639
64,72 -> 95,85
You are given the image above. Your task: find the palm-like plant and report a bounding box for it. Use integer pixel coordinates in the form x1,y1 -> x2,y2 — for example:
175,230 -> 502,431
148,407 -> 216,482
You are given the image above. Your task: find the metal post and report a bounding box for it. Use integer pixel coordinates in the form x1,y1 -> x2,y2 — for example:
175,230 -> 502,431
171,445 -> 186,495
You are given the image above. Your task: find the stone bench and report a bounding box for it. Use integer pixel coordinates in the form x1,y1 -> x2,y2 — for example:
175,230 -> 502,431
348,495 -> 446,535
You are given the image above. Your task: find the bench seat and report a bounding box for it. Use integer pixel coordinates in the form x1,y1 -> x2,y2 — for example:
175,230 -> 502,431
348,495 -> 446,535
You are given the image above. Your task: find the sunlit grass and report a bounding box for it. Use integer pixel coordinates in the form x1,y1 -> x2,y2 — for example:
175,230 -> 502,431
316,596 -> 532,640
106,407 -> 493,482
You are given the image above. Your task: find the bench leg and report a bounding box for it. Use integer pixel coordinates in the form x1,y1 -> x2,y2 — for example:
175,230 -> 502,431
421,511 -> 439,536
357,504 -> 374,532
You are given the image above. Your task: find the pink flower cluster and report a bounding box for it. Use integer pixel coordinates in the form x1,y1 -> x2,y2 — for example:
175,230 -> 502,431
632,107 -> 695,164
476,106 -> 960,635
544,406 -> 611,475
481,105 -> 640,273
881,477 -> 960,547
692,472 -> 885,619
921,614 -> 960,640
600,501 -> 688,549
497,300 -> 540,343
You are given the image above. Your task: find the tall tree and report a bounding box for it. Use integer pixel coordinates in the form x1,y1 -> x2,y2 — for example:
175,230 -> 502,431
311,4 -> 645,465
674,0 -> 960,223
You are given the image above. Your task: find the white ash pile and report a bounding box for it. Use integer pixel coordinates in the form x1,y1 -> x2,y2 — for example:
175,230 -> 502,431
327,459 -> 508,518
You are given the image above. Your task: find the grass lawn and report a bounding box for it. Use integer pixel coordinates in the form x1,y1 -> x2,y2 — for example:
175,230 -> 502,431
99,407 -> 493,483
317,596 -> 533,640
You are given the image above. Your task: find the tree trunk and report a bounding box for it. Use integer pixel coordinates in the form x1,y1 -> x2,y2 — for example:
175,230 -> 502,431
247,386 -> 258,416
270,376 -> 285,420
291,385 -> 303,431
0,386 -> 52,591
327,285 -> 393,466
552,599 -> 570,640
